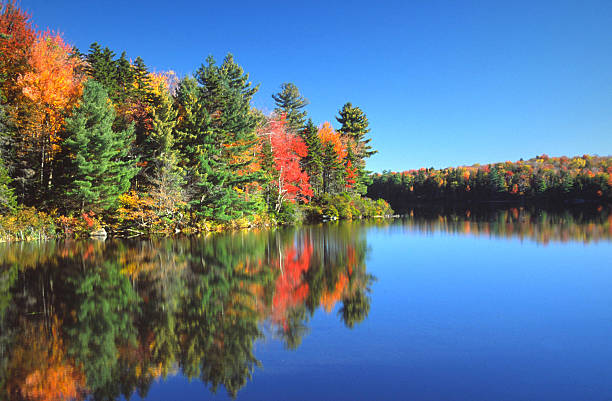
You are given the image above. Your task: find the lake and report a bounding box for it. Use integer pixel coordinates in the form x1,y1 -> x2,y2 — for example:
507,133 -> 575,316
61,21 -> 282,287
1,206 -> 611,400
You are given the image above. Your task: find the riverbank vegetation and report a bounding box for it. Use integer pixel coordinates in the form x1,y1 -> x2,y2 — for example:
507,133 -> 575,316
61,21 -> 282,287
0,2 -> 390,241
368,154 -> 612,212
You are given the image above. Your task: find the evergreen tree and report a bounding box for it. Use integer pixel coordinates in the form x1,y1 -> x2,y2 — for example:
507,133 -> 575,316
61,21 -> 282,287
85,42 -> 119,97
132,56 -> 154,104
488,166 -> 507,195
174,76 -> 204,170
336,102 -> 375,194
560,171 -> 574,194
534,172 -> 548,195
61,80 -> 137,213
145,83 -> 186,217
475,168 -> 486,194
299,119 -> 323,196
115,51 -> 134,103
321,141 -> 344,194
272,82 -> 308,134
173,75 -> 214,210
144,83 -> 179,176
114,56 -> 155,190
259,138 -> 277,210
189,54 -> 262,221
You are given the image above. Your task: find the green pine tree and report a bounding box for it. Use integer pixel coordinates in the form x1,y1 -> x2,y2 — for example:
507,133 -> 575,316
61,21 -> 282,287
144,83 -> 179,177
259,138 -> 277,210
61,80 -> 137,213
188,54 -> 262,221
560,171 -> 574,194
534,172 -> 548,195
173,75 -> 215,213
488,166 -> 507,195
85,43 -> 119,98
336,102 -> 376,194
322,141 -> 345,195
174,76 -> 205,169
272,82 -> 309,134
145,83 -> 186,218
131,56 -> 154,104
115,51 -> 134,103
300,119 -> 323,196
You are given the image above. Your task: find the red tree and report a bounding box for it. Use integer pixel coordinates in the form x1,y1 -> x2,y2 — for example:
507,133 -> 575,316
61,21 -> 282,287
258,116 -> 313,211
0,1 -> 36,102
345,159 -> 357,189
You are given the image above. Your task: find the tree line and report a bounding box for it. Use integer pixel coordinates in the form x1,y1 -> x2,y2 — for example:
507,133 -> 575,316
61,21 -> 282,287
368,154 -> 612,212
0,2 -> 389,237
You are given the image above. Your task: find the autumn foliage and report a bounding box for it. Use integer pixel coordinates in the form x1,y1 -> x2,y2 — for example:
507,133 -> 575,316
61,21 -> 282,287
258,116 -> 312,208
0,1 -> 382,237
369,154 -> 612,211
271,239 -> 313,328
318,121 -> 346,160
18,32 -> 84,148
0,1 -> 36,101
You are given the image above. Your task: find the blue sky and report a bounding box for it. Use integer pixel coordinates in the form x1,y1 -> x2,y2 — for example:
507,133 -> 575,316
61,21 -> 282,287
21,0 -> 612,172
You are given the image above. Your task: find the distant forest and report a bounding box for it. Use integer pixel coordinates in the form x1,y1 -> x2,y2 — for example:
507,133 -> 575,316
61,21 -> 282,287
368,154 -> 612,212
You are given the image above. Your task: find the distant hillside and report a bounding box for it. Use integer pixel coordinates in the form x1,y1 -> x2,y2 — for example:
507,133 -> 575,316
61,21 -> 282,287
367,154 -> 612,210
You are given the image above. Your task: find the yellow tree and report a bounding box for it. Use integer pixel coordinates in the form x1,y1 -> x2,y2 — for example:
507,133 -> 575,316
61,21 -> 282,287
16,31 -> 84,202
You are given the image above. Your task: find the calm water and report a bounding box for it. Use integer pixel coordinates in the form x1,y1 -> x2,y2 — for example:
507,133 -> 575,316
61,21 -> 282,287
1,207 -> 612,400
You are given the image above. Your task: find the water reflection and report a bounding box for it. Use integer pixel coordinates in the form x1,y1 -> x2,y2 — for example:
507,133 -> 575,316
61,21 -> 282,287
0,225 -> 373,400
2,207 -> 610,400
395,206 -> 612,244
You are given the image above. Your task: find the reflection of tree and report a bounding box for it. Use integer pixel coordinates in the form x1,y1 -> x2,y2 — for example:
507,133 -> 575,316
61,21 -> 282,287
340,288 -> 372,329
279,306 -> 309,349
396,206 -> 612,245
0,224 -> 376,400
172,234 -> 272,398
5,319 -> 85,401
64,261 -> 139,400
269,224 -> 373,347
3,210 -> 611,399
0,267 -> 15,400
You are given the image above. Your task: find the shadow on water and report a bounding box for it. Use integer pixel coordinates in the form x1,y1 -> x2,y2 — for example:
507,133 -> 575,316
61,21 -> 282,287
0,224 -> 374,400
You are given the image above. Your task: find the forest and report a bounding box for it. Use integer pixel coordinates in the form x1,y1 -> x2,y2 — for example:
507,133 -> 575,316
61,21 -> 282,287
368,154 -> 612,212
0,2 -> 391,241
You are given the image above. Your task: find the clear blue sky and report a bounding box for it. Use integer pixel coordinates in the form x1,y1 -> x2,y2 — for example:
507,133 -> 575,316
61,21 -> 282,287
21,0 -> 612,172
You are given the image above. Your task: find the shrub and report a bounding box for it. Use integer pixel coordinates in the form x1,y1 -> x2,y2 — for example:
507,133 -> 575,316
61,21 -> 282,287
304,193 -> 391,221
0,207 -> 56,242
276,200 -> 304,225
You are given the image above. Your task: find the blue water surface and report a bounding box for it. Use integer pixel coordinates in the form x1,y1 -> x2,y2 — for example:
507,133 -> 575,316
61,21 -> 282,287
136,219 -> 612,401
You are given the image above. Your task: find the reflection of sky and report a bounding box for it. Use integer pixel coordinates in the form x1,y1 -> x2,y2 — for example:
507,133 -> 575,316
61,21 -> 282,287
135,222 -> 612,400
